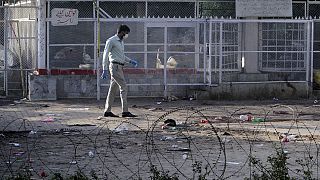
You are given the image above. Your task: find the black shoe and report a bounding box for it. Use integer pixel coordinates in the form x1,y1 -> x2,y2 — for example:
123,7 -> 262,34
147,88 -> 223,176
104,112 -> 119,117
122,112 -> 137,118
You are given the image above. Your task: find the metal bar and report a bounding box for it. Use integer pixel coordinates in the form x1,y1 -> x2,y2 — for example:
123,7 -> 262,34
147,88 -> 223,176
101,83 -> 212,86
219,22 -> 223,84
49,44 -> 96,46
203,22 -> 207,84
95,0 -> 100,100
145,1 -> 148,17
96,18 -> 313,23
46,1 -> 50,72
311,20 -> 314,86
195,22 -> 200,69
8,37 -> 37,40
144,24 -> 148,69
221,81 -> 307,84
306,22 -> 311,83
4,7 -> 8,96
164,24 -> 168,98
208,21 -> 212,85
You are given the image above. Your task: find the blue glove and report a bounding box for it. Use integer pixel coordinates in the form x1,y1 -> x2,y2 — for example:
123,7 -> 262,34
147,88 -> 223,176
130,59 -> 138,67
100,70 -> 108,79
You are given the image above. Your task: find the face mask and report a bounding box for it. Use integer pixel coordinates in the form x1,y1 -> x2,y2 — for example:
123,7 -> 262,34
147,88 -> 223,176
123,33 -> 129,39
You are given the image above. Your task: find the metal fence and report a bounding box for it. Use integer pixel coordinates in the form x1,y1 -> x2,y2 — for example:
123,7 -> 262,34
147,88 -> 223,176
44,0 -> 315,99
1,0 -> 320,98
0,0 -> 37,97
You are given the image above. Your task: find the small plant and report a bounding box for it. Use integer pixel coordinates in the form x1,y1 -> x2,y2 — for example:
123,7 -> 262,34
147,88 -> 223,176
249,150 -> 292,180
51,173 -> 63,180
192,161 -> 210,180
6,168 -> 32,180
295,158 -> 314,180
150,165 -> 178,180
51,171 -> 90,180
267,151 -> 290,179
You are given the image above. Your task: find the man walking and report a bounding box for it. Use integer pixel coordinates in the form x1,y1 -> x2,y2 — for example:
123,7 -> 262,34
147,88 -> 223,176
101,24 -> 137,118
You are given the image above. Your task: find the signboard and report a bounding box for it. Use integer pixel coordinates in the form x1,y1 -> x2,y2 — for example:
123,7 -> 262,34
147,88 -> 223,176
236,0 -> 292,17
51,8 -> 79,26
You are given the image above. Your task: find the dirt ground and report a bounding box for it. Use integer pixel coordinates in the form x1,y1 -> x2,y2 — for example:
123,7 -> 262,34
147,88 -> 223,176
1,98 -> 320,179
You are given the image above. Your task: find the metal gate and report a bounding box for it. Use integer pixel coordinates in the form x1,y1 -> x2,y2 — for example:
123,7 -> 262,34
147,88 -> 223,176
0,3 -> 38,97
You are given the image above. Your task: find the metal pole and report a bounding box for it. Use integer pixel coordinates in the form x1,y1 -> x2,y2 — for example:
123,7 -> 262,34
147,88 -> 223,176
203,22 -> 207,84
46,1 -> 50,73
306,21 -> 310,83
195,22 -> 200,69
95,0 -> 100,100
37,0 -> 46,69
4,7 -> 8,96
164,24 -> 168,98
144,24 -> 147,69
219,22 -> 223,84
208,20 -> 212,85
311,20 -> 314,86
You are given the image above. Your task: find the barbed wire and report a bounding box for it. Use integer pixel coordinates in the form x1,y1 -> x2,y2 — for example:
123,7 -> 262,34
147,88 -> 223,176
0,101 -> 320,179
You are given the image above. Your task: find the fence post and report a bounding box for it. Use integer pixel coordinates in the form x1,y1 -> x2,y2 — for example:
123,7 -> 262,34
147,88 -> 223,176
37,0 -> 46,70
163,23 -> 168,98
219,22 -> 223,84
4,6 -> 8,96
307,20 -> 313,97
208,20 -> 212,85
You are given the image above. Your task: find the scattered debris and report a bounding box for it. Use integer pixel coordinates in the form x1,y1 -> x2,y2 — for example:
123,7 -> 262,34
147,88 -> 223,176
200,119 -> 209,123
29,131 -> 37,135
239,114 -> 253,121
280,133 -> 298,142
67,107 -> 90,111
160,136 -> 176,141
222,132 -> 231,136
156,101 -> 162,105
162,119 -> 178,129
164,119 -> 176,127
222,137 -> 231,143
148,107 -> 163,111
167,147 -> 191,152
217,161 -> 241,165
252,118 -> 264,124
114,124 -> 129,133
182,153 -> 188,160
97,116 -> 103,120
9,143 -> 20,147
88,151 -> 95,158
254,144 -> 264,147
41,117 -> 55,122
67,124 -> 96,127
171,145 -> 178,148
167,95 -> 179,101
273,110 -> 290,115
13,151 -> 25,156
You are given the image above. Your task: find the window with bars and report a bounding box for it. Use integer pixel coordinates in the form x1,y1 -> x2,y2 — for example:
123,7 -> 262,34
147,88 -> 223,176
259,22 -> 307,71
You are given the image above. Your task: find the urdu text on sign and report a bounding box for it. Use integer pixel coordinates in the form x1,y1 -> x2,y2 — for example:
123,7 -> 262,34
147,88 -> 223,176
51,8 -> 79,26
